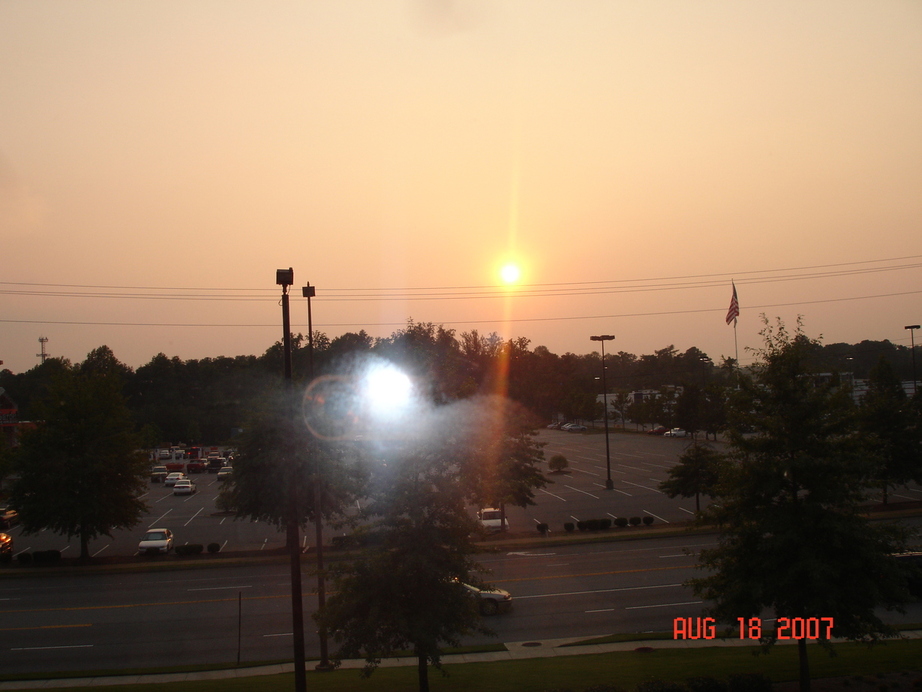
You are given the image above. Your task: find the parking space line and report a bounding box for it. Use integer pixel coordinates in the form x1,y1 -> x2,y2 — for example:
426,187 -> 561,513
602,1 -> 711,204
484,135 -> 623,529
593,484 -> 631,496
570,467 -> 600,477
148,509 -> 172,528
643,510 -> 669,523
184,508 -> 204,527
565,485 -> 600,500
622,480 -> 663,494
539,488 -> 567,502
625,600 -> 702,610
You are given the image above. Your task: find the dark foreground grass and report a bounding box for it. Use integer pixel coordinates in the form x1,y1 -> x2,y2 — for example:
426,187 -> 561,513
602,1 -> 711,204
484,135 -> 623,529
35,638 -> 921,692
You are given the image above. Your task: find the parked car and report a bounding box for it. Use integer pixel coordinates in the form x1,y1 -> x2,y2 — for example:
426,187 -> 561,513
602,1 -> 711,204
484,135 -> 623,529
164,472 -> 186,487
216,466 -> 233,481
158,449 -> 172,460
663,428 -> 687,438
185,458 -> 207,474
138,528 -> 173,555
0,506 -> 19,530
207,457 -> 227,473
460,582 -> 513,615
566,424 -> 587,432
546,422 -> 562,429
0,532 -> 13,561
172,479 -> 197,495
647,426 -> 669,435
477,508 -> 509,532
150,465 -> 168,483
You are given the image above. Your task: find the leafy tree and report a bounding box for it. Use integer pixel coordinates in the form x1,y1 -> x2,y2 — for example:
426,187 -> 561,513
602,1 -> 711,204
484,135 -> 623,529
690,318 -> 912,692
548,454 -> 569,473
858,357 -> 922,504
318,434 -> 488,692
225,389 -> 362,535
10,351 -> 149,561
674,384 -> 704,437
659,442 -> 724,512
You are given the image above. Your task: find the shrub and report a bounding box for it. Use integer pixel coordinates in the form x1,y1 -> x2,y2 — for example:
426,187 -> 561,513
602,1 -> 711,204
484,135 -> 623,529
17,552 -> 33,565
548,454 -> 569,473
636,680 -> 688,692
207,542 -> 221,554
576,521 -> 587,532
686,677 -> 728,692
727,673 -> 772,692
643,516 -> 654,526
629,516 -> 642,526
564,522 -> 575,533
175,544 -> 204,556
32,549 -> 62,565
536,523 -> 549,535
615,517 -> 628,528
600,518 -> 613,530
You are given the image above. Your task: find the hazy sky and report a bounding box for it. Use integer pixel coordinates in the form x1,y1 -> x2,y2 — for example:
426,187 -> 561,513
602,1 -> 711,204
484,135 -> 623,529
2,1 -> 921,375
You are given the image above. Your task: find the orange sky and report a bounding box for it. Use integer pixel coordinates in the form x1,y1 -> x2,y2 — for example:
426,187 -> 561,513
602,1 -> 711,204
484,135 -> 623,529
2,1 -> 921,374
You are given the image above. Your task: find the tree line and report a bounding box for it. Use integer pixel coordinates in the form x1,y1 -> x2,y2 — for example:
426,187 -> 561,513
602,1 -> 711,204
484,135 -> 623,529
2,320 -> 918,448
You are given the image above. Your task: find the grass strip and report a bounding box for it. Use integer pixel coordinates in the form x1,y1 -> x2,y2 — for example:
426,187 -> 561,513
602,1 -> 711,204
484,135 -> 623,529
18,637 -> 921,692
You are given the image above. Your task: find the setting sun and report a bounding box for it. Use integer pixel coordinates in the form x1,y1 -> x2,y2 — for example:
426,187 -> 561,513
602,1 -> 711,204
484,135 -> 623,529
500,263 -> 521,285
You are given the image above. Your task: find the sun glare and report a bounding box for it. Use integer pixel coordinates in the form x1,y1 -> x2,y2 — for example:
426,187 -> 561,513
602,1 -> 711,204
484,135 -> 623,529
500,263 -> 521,285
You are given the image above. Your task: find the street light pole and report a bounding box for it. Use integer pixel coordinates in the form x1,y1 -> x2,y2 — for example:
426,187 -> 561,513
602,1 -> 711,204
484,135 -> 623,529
906,325 -> 920,395
302,283 -> 332,671
590,335 -> 615,490
277,268 -> 306,692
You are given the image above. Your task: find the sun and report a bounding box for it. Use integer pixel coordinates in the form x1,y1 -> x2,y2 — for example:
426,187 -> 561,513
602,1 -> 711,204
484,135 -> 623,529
500,263 -> 521,285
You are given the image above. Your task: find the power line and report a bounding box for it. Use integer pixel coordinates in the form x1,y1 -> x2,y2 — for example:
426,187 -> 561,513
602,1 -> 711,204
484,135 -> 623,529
3,288 -> 920,330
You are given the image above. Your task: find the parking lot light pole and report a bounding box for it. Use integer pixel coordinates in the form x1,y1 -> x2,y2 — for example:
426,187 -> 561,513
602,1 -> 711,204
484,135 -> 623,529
303,282 -> 332,671
906,325 -> 920,395
590,335 -> 615,490
277,268 -> 307,692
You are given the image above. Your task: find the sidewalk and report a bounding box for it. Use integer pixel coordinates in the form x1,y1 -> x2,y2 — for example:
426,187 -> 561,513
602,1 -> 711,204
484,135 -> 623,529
2,631 -> 920,690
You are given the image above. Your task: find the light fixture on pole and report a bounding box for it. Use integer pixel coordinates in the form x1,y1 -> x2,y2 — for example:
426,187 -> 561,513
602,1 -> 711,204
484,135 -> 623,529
590,335 -> 615,490
906,325 -> 920,395
277,268 -> 307,692
302,282 -> 333,672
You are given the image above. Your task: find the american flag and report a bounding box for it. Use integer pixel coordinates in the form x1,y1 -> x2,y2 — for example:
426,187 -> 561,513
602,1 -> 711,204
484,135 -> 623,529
726,281 -> 739,325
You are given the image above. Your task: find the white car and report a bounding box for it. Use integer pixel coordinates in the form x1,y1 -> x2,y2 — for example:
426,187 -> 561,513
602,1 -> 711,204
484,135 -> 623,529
138,528 -> 173,554
663,428 -> 687,438
477,508 -> 509,532
217,466 -> 233,480
164,472 -> 186,487
172,479 -> 196,495
460,582 -> 513,615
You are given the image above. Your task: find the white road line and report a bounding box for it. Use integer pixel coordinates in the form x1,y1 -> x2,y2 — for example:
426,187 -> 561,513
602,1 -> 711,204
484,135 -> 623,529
148,509 -> 173,528
184,507 -> 204,527
260,539 -> 268,550
626,600 -> 702,610
539,488 -> 567,502
188,585 -> 253,592
92,544 -> 110,557
570,467 -> 601,477
679,507 -> 695,514
12,645 -> 94,651
592,483 -> 631,496
565,485 -> 600,500
263,633 -> 293,638
644,510 -> 670,523
622,480 -> 663,494
592,465 -> 626,474
618,464 -> 651,472
516,583 -> 682,600
658,554 -> 688,559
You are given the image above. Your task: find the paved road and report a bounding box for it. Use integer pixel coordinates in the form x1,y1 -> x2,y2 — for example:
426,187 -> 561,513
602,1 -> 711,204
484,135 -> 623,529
4,531 -> 921,677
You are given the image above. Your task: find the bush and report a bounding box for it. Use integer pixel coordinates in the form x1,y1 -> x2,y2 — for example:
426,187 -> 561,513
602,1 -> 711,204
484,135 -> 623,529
629,516 -> 642,526
643,516 -> 654,526
536,523 -> 549,535
577,521 -> 587,532
175,544 -> 204,556
686,677 -> 728,692
600,518 -> 613,530
615,517 -> 628,528
549,454 -> 569,473
564,522 -> 575,533
207,542 -> 221,553
32,549 -> 62,565
636,680 -> 688,692
17,552 -> 33,565
727,673 -> 772,692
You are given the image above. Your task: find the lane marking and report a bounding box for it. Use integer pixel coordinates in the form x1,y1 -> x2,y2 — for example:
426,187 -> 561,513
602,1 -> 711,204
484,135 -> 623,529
187,586 -> 253,592
12,644 -> 94,651
184,507 -> 204,527
570,467 -> 600,477
565,485 -> 600,500
643,510 -> 669,524
539,488 -> 567,502
621,480 -> 663,494
517,583 -> 682,600
1,624 -> 92,633
625,600 -> 702,610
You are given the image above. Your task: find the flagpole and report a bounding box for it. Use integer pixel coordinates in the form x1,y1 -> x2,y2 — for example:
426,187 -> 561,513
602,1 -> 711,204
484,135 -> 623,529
733,318 -> 739,369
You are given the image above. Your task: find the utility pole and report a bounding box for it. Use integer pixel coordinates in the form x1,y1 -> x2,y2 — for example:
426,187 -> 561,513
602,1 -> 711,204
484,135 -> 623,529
37,336 -> 49,364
